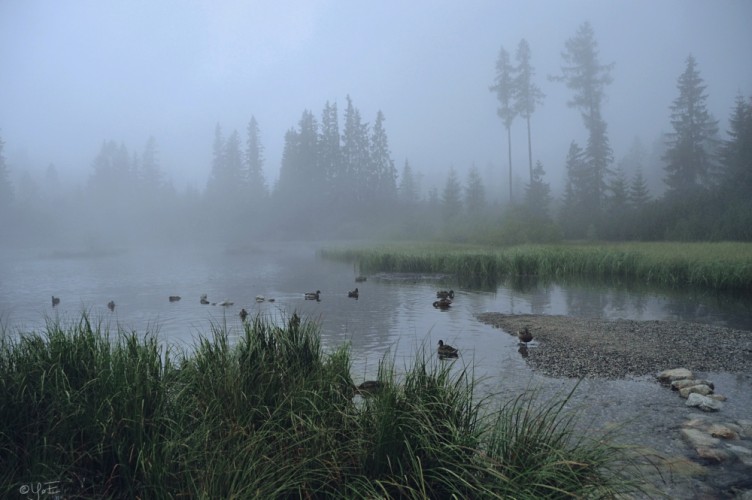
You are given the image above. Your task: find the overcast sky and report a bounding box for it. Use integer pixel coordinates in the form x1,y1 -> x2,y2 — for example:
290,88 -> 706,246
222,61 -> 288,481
2,0 -> 751,194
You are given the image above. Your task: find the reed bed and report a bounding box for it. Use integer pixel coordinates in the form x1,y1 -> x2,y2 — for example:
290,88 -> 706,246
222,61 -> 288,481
1,313 -> 649,498
320,241 -> 752,291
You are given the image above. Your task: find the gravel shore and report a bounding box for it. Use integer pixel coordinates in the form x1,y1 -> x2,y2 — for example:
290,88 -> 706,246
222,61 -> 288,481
476,313 -> 752,379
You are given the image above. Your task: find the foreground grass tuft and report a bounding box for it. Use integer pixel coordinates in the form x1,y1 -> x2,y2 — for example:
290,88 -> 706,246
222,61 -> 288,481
1,313 -> 651,498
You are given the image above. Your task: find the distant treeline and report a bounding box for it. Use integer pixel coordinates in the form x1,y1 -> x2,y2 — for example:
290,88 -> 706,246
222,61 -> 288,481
1,23 -> 750,246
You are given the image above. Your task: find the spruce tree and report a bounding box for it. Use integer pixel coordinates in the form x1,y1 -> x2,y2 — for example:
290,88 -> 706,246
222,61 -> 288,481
663,54 -> 718,197
0,133 -> 13,208
369,110 -> 397,203
514,39 -> 545,184
555,22 -> 614,221
525,160 -> 551,220
245,115 -> 267,200
398,159 -> 418,205
719,94 -> 752,196
490,45 -> 517,203
464,163 -> 486,217
441,167 -> 463,220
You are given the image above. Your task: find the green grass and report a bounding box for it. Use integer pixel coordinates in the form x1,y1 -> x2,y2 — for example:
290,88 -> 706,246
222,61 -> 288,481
1,313 -> 652,498
320,241 -> 752,291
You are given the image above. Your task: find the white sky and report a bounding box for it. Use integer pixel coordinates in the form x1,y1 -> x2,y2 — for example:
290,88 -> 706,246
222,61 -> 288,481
1,0 -> 751,193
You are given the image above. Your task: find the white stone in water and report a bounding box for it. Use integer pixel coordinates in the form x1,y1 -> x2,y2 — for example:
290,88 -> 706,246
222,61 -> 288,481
679,384 -> 714,398
686,392 -> 723,412
737,419 -> 752,438
657,368 -> 693,383
708,423 -> 739,440
696,446 -> 731,463
671,379 -> 715,391
681,428 -> 721,448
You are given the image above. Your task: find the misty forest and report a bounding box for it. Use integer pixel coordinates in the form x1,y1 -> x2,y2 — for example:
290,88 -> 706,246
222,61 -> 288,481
1,21 -> 751,249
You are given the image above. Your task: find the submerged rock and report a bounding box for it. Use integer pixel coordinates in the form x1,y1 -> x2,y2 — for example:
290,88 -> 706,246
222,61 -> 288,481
658,368 -> 693,384
672,378 -> 715,391
686,393 -> 724,412
679,384 -> 714,398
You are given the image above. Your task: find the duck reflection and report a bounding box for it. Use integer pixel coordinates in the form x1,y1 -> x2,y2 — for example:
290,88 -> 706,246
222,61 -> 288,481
518,344 -> 529,358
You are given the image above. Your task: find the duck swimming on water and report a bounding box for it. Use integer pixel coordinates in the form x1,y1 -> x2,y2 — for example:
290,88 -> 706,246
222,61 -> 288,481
437,340 -> 459,358
305,290 -> 321,301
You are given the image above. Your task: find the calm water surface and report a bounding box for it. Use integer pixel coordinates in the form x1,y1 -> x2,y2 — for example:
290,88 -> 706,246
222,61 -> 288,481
2,242 -> 752,493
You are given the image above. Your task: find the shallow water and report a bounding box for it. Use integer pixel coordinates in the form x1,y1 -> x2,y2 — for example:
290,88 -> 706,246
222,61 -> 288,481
2,242 -> 751,495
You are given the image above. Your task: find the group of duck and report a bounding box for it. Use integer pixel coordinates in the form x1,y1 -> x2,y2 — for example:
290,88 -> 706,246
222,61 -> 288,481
51,295 -> 117,311
433,289 -> 454,309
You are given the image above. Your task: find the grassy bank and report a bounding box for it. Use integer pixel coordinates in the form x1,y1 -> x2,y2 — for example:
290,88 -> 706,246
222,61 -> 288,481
320,241 -> 752,291
0,314 -> 650,498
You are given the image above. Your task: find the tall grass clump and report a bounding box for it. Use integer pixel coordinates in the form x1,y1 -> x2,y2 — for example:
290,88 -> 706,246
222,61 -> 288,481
321,241 -> 752,291
0,314 -> 176,497
1,313 -> 650,498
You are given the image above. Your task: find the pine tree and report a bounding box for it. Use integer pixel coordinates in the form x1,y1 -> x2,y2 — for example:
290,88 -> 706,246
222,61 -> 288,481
525,160 -> 551,220
441,167 -> 463,220
319,101 -> 341,198
0,133 -> 13,207
719,94 -> 752,196
464,163 -> 486,217
555,22 -> 614,220
628,167 -> 651,208
140,136 -> 163,196
341,96 -> 370,203
398,159 -> 418,205
245,115 -> 267,200
369,110 -> 397,203
559,141 -> 587,237
663,54 -> 719,197
514,39 -> 545,184
490,45 -> 517,203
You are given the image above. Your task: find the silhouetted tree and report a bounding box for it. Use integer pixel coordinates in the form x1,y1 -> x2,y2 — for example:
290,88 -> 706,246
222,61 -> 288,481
663,55 -> 718,197
319,101 -> 341,199
490,45 -> 516,203
398,159 -> 418,205
559,141 -> 588,238
525,160 -> 551,220
628,167 -> 651,209
554,22 -> 614,222
441,167 -> 463,221
514,39 -> 545,184
604,166 -> 629,239
0,133 -> 13,208
140,136 -> 163,196
245,115 -> 267,200
464,163 -> 486,217
341,96 -> 370,203
369,110 -> 397,203
719,94 -> 752,196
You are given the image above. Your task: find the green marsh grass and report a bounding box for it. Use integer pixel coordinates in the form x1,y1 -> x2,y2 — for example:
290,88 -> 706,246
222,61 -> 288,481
1,313 -> 651,498
320,241 -> 752,291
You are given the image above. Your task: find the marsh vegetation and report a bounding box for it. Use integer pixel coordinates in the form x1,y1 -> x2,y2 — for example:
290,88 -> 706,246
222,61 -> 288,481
1,314 -> 651,498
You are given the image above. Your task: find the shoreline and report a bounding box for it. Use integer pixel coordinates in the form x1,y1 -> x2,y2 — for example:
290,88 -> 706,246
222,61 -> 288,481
476,312 -> 752,379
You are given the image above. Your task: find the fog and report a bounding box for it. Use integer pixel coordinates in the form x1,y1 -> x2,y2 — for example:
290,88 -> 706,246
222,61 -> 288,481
1,0 -> 751,247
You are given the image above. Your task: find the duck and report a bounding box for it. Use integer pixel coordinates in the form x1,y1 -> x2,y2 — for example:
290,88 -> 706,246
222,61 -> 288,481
239,308 -> 248,321
169,295 -> 181,302
518,326 -> 533,345
255,295 -> 265,303
107,300 -> 116,311
437,340 -> 459,358
352,380 -> 383,396
305,290 -> 321,301
436,290 -> 455,299
348,288 -> 359,298
51,296 -> 60,307
355,275 -> 367,283
218,299 -> 234,307
433,298 -> 452,309
200,294 -> 210,305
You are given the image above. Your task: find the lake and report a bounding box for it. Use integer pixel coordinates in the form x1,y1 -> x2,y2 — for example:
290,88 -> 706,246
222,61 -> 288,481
2,242 -> 752,494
